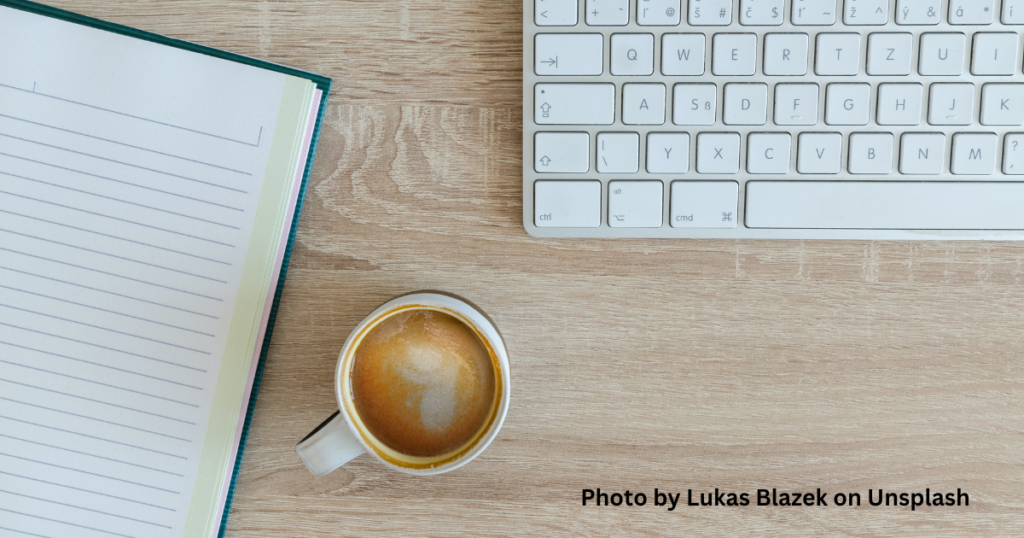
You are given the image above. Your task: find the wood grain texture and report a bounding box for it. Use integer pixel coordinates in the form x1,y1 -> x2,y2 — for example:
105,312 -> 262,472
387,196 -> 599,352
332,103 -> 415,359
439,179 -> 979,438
45,1 -> 1024,535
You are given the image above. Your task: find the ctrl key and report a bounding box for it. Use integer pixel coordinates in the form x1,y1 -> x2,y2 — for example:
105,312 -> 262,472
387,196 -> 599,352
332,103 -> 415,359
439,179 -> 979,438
535,181 -> 602,227
670,181 -> 739,228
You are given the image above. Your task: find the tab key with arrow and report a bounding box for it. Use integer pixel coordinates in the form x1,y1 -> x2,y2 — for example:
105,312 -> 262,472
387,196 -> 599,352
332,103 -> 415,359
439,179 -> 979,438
534,34 -> 604,75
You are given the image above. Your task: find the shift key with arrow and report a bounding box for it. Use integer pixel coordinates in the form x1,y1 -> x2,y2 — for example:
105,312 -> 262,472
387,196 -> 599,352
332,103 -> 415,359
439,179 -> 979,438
535,34 -> 604,75
534,132 -> 590,173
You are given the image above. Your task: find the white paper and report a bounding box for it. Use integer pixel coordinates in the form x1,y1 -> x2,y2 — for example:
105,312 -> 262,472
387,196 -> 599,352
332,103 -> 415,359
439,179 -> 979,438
0,7 -> 288,537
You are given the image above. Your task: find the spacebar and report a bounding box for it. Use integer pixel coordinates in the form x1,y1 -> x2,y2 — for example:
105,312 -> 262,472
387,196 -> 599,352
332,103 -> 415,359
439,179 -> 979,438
745,181 -> 1024,230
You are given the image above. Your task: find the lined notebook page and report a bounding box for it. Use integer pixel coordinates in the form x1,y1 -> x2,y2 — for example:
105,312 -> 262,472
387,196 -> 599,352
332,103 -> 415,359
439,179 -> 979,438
0,7 -> 292,538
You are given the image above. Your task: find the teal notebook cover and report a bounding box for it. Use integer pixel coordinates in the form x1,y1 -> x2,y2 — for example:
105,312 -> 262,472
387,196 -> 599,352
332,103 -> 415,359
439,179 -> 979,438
0,1 -> 331,536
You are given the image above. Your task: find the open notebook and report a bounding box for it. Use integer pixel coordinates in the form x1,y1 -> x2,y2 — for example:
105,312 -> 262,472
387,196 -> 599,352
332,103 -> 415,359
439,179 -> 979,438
0,1 -> 330,537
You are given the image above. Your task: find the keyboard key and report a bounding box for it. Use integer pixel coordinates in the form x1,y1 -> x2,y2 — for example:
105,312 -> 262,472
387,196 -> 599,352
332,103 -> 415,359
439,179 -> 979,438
740,0 -> 785,24
747,133 -> 792,173
647,133 -> 690,173
763,33 -> 809,75
535,181 -> 602,227
696,132 -> 741,173
1004,0 -> 1024,23
673,83 -> 717,125
826,83 -> 871,125
622,83 -> 666,124
586,0 -> 629,25
535,84 -> 615,125
1003,133 -> 1024,173
723,83 -> 768,125
928,83 -> 974,125
662,34 -> 706,75
535,132 -> 590,172
792,0 -> 838,25
611,33 -> 655,75
877,83 -> 923,125
951,133 -> 998,174
609,181 -> 664,227
690,0 -> 734,25
597,132 -> 640,172
537,0 -> 579,25
866,33 -> 913,75
972,33 -> 1019,75
815,33 -> 861,75
981,83 -> 1024,125
948,0 -> 995,24
845,0 -> 890,24
897,0 -> 941,24
848,133 -> 894,173
798,133 -> 842,174
774,84 -> 819,125
670,181 -> 739,228
712,34 -> 757,75
899,133 -> 945,174
535,34 -> 603,75
918,33 -> 966,75
745,181 -> 1024,229
638,0 -> 682,25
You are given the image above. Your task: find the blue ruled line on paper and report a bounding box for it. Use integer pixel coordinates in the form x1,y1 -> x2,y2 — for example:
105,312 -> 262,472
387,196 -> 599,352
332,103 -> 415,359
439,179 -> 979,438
0,490 -> 172,529
0,435 -> 183,478
0,523 -> 54,538
0,322 -> 208,372
0,284 -> 216,337
0,305 -> 211,355
1,170 -> 240,230
0,378 -> 195,425
0,415 -> 186,459
0,265 -> 219,319
0,228 -> 229,284
0,357 -> 201,405
0,81 -> 262,147
0,507 -> 136,538
0,112 -> 253,175
0,397 -> 192,442
0,188 -> 237,246
0,451 -> 181,492
0,247 -> 225,301
0,131 -> 248,191
0,152 -> 245,211
0,467 -> 177,506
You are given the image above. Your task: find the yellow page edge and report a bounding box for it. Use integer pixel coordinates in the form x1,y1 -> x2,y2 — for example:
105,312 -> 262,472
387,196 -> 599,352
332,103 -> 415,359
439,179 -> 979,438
183,75 -> 316,538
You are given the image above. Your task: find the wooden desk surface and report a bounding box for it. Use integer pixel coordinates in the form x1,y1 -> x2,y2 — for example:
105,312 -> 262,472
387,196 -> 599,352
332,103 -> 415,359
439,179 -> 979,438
48,1 -> 1024,535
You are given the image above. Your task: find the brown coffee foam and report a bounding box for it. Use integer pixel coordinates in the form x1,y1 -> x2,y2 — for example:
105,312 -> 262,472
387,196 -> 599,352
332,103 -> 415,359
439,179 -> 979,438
350,310 -> 496,458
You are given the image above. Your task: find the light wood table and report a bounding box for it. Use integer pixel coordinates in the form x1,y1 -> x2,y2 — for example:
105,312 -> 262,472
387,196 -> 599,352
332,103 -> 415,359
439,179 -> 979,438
53,1 -> 1024,535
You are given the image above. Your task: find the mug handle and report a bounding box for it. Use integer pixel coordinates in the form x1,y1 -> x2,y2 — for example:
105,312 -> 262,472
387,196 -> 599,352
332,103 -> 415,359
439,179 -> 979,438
295,411 -> 366,476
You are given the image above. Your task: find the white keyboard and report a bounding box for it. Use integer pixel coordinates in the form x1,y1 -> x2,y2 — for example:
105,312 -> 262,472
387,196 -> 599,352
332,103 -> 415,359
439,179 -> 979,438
523,0 -> 1024,239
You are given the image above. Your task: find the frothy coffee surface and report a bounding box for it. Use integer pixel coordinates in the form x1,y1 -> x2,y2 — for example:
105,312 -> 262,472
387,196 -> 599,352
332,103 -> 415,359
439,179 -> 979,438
350,310 -> 496,458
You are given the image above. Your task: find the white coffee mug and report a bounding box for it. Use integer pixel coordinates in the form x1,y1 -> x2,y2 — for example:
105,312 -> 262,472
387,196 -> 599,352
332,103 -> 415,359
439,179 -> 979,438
296,292 -> 511,476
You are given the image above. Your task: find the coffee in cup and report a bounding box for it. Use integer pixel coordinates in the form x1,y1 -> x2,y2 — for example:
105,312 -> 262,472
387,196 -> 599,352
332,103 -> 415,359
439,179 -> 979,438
349,308 -> 498,458
296,293 -> 510,476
